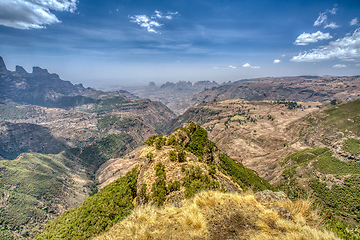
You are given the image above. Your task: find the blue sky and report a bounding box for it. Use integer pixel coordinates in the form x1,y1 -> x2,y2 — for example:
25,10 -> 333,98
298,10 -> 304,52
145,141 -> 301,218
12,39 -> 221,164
0,0 -> 360,88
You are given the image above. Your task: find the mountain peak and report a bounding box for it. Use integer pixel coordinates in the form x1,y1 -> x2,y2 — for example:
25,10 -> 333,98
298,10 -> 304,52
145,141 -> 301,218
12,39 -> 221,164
32,66 -> 49,75
15,65 -> 28,75
0,56 -> 8,72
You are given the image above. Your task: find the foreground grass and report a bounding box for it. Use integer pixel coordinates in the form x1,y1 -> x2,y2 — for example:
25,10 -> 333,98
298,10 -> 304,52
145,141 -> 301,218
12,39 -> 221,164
95,190 -> 339,240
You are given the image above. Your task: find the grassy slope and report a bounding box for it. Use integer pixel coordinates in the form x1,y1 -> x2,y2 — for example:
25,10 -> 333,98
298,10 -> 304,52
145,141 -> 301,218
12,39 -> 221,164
278,99 -> 360,239
0,153 -> 91,239
36,168 -> 137,240
95,190 -> 339,240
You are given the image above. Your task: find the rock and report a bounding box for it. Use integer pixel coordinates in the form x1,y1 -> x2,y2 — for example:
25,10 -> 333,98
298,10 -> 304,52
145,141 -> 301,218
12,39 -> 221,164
255,190 -> 292,220
0,56 -> 7,72
272,206 -> 292,220
254,190 -> 288,202
15,65 -> 28,75
32,66 -> 49,75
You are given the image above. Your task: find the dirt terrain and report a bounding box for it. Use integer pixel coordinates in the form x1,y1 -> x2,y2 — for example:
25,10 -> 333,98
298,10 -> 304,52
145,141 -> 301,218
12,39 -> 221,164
167,99 -> 325,183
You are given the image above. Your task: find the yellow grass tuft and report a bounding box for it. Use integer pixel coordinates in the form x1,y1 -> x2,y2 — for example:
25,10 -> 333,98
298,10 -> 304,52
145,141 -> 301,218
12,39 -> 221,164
94,191 -> 340,240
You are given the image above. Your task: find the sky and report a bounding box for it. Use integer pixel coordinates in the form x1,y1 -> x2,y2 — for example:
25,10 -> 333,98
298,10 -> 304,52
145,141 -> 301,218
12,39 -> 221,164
0,0 -> 360,89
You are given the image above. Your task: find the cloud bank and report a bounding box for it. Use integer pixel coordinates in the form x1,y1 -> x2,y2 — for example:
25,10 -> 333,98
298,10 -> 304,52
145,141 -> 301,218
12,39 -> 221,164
294,31 -> 332,45
0,0 -> 78,29
291,28 -> 360,62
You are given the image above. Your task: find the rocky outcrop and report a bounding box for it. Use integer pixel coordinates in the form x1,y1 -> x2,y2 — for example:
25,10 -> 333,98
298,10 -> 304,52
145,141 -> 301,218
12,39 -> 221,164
0,56 -> 7,73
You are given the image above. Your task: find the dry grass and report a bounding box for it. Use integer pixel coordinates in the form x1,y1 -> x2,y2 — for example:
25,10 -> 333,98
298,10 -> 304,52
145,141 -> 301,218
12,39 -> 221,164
94,191 -> 339,240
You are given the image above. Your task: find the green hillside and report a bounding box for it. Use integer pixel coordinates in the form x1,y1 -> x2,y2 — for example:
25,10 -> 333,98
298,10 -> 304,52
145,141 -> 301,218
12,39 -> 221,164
278,99 -> 360,239
36,168 -> 137,240
0,153 -> 92,239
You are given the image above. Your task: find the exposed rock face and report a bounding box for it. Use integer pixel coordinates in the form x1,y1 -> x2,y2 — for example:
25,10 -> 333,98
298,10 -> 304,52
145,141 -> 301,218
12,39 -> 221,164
254,189 -> 288,202
0,56 -> 7,72
15,65 -> 28,75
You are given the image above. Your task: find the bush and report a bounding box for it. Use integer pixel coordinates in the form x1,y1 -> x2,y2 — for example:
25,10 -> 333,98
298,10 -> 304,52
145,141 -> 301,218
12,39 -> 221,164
169,150 -> 177,162
182,166 -> 220,198
151,163 -> 167,206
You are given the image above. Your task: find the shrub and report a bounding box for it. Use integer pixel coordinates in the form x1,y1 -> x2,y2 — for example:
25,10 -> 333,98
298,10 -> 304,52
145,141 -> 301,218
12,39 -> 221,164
151,163 -> 167,206
169,150 -> 177,162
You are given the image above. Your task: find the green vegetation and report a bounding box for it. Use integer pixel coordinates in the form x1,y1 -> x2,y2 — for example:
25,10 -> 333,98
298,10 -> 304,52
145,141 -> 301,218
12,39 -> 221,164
0,105 -> 43,120
310,177 -> 360,223
182,166 -> 220,198
139,184 -> 149,204
275,100 -> 302,110
151,163 -> 167,206
146,152 -> 154,161
218,153 -> 274,191
326,217 -> 360,240
36,168 -> 137,240
87,97 -> 132,113
322,99 -> 360,134
185,123 -> 216,164
280,147 -> 330,166
65,133 -> 136,171
0,152 -> 90,239
342,139 -> 360,154
313,153 -> 360,175
150,163 -> 181,206
169,150 -> 177,161
0,228 -> 14,240
0,122 -> 66,160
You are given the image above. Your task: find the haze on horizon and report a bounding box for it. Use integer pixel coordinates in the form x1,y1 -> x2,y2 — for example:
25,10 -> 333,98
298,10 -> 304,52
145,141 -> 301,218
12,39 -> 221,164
0,0 -> 360,89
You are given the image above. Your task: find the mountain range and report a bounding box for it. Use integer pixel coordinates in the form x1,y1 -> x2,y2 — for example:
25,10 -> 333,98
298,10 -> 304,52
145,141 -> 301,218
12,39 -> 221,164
0,56 -> 359,239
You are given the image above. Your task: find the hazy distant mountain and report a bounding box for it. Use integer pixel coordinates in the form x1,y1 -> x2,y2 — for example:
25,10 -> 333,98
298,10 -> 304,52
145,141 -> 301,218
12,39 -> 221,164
0,56 -> 137,108
192,76 -> 360,104
125,80 -> 219,115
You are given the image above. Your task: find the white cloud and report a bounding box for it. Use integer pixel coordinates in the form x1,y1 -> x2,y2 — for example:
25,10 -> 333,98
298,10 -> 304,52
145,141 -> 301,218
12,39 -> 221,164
329,6 -> 337,15
333,64 -> 347,68
242,63 -> 259,69
324,22 -> 340,29
291,28 -> 360,62
129,10 -> 178,33
313,5 -> 338,28
228,65 -> 236,69
129,14 -> 162,33
350,18 -> 358,26
0,0 -> 78,29
294,31 -> 332,45
274,59 -> 281,63
314,12 -> 328,27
